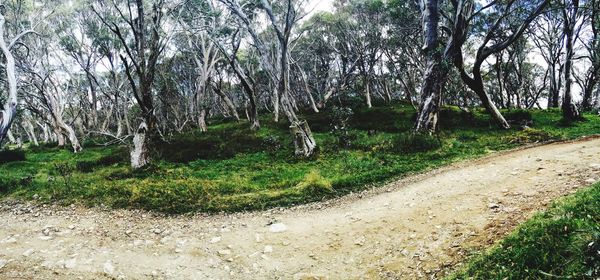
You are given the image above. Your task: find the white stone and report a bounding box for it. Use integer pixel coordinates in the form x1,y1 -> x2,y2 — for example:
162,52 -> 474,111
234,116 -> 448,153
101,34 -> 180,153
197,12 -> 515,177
210,236 -> 222,243
22,249 -> 34,257
269,223 -> 287,233
103,261 -> 115,275
263,245 -> 273,253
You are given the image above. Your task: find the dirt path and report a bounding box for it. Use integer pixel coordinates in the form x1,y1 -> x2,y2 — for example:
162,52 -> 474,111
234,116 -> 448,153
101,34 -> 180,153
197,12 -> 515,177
1,138 -> 600,280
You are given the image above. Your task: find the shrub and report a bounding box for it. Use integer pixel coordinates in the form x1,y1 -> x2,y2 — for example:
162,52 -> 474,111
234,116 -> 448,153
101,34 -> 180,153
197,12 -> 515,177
0,149 -> 25,164
160,128 -> 263,163
262,135 -> 282,153
504,128 -> 563,144
330,106 -> 354,148
296,170 -> 333,195
438,106 -> 478,128
393,133 -> 441,153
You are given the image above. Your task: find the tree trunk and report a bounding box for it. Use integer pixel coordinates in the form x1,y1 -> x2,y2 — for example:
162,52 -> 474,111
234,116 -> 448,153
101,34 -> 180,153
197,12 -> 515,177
130,122 -> 151,169
365,76 -> 373,108
415,0 -> 447,134
466,68 -> 510,128
198,108 -> 208,132
562,0 -> 580,120
0,13 -> 18,146
214,86 -> 240,121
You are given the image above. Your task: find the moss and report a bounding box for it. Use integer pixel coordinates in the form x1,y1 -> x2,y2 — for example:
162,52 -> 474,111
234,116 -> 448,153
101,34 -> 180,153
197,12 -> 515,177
296,170 -> 334,195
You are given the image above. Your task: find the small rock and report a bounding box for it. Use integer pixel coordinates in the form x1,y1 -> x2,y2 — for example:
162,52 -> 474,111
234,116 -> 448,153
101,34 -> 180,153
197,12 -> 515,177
269,223 -> 287,233
22,249 -> 35,257
354,236 -> 365,246
152,228 -> 162,235
263,245 -> 273,253
1,237 -> 17,243
209,236 -> 222,243
0,259 -> 7,269
68,225 -> 76,230
488,203 -> 500,209
218,249 -> 232,256
64,258 -> 77,269
103,261 -> 115,275
585,178 -> 596,184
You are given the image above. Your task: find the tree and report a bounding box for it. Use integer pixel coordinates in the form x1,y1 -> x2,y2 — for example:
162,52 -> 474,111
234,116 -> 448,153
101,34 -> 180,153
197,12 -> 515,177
221,0 -> 317,157
0,5 -> 36,146
561,0 -> 584,120
93,0 -> 170,168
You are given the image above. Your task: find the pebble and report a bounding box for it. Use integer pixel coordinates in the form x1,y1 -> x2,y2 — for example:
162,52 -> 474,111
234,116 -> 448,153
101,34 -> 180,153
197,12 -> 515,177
103,261 -> 115,275
585,178 -> 596,184
218,249 -> 232,256
65,258 -> 77,269
263,245 -> 273,253
22,249 -> 35,257
210,237 -> 222,243
269,223 -> 287,233
0,259 -> 7,269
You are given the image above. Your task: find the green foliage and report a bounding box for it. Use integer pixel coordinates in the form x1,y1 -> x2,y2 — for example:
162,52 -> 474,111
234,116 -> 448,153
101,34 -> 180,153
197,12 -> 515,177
504,128 -> 564,144
0,149 -> 26,164
502,109 -> 533,124
438,106 -> 481,128
330,106 -> 355,148
393,133 -> 441,153
1,104 -> 600,213
448,183 -> 600,279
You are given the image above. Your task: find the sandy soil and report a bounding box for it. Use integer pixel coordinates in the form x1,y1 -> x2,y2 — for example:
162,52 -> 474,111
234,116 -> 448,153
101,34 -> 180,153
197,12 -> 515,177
1,138 -> 599,280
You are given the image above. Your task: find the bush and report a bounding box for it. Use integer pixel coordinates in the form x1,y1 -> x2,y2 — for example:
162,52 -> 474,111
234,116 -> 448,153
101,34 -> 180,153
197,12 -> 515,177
296,170 -> 333,195
160,128 -> 263,163
330,106 -> 354,148
393,133 -> 441,153
262,135 -> 282,153
504,128 -> 563,144
438,106 -> 479,128
503,109 -> 533,126
0,149 -> 26,164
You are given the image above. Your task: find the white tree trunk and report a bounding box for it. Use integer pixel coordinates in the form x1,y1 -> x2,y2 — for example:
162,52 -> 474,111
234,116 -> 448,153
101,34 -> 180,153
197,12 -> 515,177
0,13 -> 18,146
131,122 -> 151,169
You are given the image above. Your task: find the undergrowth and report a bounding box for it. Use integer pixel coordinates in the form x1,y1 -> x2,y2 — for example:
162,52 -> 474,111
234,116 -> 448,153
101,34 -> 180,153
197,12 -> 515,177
1,104 -> 600,213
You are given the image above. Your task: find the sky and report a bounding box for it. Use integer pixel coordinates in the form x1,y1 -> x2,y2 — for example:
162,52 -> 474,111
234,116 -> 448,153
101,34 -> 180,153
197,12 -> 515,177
307,0 -> 335,14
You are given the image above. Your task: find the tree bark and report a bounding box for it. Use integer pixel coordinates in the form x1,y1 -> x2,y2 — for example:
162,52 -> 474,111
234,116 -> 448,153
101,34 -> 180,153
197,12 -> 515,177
130,122 -> 151,169
562,0 -> 581,120
415,0 -> 448,134
0,13 -> 18,146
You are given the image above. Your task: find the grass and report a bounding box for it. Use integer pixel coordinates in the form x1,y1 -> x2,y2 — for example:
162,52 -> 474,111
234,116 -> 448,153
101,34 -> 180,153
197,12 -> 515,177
1,103 -> 600,213
447,182 -> 600,279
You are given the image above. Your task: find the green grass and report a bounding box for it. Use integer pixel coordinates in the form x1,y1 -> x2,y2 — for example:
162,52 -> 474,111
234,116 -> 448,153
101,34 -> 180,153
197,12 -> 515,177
447,182 -> 600,279
1,103 -> 600,213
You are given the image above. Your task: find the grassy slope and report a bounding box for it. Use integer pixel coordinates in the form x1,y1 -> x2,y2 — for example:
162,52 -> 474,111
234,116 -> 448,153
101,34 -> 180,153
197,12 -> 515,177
447,183 -> 600,279
1,104 -> 600,213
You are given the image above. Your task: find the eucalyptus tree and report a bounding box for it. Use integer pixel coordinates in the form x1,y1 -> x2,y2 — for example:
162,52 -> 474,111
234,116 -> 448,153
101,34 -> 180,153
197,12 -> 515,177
451,0 -> 549,129
530,10 -> 564,108
560,0 -> 586,120
220,0 -> 317,157
0,4 -> 37,146
576,0 -> 599,111
92,0 -> 175,168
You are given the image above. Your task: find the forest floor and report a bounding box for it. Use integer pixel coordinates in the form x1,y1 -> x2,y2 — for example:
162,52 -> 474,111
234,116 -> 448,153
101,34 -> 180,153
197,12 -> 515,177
1,137 -> 599,279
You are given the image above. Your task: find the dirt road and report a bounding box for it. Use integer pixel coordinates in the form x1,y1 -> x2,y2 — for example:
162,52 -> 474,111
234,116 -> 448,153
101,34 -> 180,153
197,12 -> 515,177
1,138 -> 599,279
